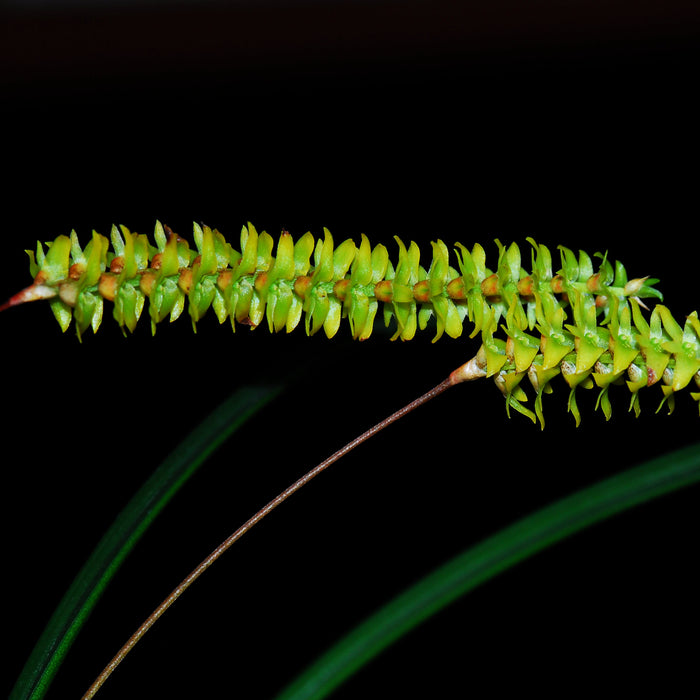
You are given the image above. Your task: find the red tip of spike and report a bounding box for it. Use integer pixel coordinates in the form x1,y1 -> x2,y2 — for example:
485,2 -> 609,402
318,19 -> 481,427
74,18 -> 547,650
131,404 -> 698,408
0,283 -> 57,312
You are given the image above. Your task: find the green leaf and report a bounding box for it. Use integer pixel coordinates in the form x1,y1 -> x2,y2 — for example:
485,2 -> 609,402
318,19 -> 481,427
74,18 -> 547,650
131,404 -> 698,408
10,383 -> 283,700
274,440 -> 700,700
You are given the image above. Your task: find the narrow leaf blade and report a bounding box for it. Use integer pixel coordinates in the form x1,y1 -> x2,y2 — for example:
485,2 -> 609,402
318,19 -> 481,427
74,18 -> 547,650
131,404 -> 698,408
10,383 -> 283,700
275,440 -> 700,700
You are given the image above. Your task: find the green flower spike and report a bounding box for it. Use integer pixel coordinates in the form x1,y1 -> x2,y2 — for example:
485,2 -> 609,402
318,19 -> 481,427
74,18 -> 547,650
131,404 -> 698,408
4,221 -> 699,426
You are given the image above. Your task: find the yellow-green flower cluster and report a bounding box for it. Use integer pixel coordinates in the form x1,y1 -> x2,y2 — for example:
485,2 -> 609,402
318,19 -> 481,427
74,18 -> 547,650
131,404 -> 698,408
20,222 -> 700,424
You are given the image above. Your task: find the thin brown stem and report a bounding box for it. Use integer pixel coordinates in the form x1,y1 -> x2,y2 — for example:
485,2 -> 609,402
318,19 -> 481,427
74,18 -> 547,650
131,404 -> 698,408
81,374 -> 459,699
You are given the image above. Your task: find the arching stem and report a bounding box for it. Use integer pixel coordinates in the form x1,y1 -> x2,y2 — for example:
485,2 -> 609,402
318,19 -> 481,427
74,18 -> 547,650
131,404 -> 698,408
81,358 -> 485,699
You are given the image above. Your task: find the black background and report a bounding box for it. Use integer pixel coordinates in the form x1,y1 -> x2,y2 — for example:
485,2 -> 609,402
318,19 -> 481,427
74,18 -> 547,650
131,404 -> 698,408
2,1 -> 699,697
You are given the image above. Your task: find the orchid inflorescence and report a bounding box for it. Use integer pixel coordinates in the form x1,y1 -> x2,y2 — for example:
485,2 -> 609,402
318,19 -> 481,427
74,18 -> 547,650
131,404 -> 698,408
5,221 -> 700,426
